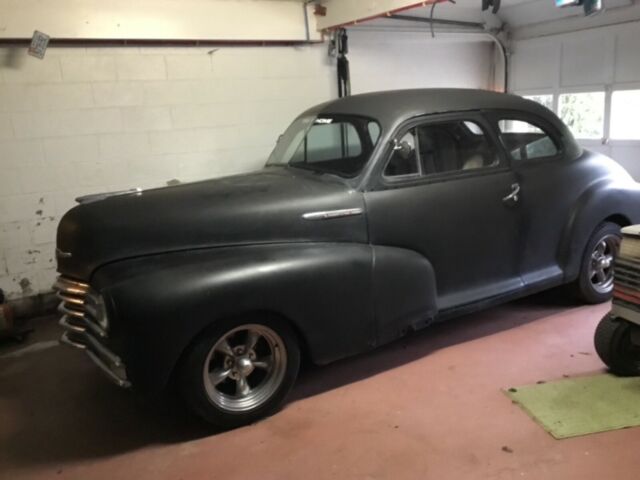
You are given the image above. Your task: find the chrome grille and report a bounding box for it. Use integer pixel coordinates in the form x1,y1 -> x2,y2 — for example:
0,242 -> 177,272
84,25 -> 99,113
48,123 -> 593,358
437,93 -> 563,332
620,236 -> 640,262
611,255 -> 640,325
54,275 -> 130,388
614,258 -> 640,292
55,276 -> 107,339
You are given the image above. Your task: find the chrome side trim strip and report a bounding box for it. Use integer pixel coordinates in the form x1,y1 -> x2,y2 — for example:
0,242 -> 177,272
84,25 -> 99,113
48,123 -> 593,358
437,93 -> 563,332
302,207 -> 364,221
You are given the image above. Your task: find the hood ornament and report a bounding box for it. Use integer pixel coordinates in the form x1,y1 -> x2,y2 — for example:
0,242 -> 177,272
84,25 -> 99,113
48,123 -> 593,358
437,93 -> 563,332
55,248 -> 72,259
76,187 -> 142,204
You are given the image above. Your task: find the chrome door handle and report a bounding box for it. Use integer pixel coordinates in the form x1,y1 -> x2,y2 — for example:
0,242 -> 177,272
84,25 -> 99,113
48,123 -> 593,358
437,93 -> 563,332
502,183 -> 520,204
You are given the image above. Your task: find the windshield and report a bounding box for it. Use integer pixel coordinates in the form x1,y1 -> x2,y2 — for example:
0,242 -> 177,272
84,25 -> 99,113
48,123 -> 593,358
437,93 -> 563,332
267,114 -> 381,178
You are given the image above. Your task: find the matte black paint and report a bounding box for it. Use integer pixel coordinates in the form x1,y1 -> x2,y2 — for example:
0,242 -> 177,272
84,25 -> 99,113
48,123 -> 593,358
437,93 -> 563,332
56,89 -> 640,394
91,244 -> 374,392
57,167 -> 367,279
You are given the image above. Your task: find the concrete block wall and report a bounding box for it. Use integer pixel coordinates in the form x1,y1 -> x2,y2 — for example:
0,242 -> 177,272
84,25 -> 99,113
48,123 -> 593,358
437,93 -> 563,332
0,44 -> 336,300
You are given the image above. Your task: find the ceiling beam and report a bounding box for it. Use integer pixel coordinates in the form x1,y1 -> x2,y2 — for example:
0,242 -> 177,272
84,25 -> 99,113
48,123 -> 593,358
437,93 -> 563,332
315,0 -> 437,31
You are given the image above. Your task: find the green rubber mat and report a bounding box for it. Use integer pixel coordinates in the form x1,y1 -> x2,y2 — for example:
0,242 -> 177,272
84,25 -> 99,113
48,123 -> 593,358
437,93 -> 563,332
505,374 -> 640,439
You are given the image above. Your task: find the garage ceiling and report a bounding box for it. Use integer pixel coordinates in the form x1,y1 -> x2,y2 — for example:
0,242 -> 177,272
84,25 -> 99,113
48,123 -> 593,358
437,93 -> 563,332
325,0 -> 634,29
496,0 -> 633,27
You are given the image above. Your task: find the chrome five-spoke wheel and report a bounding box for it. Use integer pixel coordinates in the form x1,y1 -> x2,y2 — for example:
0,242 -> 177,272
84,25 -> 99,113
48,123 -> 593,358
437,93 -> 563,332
179,316 -> 300,428
588,234 -> 619,294
203,324 -> 287,413
577,222 -> 622,304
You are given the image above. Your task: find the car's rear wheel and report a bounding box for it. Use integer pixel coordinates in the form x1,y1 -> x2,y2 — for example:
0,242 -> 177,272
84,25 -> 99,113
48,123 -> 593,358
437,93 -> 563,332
179,316 -> 300,428
575,222 -> 621,304
594,314 -> 640,376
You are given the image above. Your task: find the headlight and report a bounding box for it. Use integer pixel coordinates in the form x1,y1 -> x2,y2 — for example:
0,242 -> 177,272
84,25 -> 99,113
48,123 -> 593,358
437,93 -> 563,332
86,291 -> 109,332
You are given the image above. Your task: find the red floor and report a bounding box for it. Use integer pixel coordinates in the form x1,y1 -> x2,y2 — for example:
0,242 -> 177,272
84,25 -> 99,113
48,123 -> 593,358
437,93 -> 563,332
1,292 -> 639,480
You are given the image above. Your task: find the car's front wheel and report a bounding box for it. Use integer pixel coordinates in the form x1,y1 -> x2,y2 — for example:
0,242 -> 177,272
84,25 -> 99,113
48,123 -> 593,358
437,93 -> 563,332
179,316 -> 300,428
594,314 -> 640,376
576,222 -> 621,304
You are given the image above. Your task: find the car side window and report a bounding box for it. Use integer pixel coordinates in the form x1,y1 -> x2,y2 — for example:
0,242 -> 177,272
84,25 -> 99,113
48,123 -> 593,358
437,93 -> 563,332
368,121 -> 381,145
498,119 -> 559,161
384,120 -> 500,179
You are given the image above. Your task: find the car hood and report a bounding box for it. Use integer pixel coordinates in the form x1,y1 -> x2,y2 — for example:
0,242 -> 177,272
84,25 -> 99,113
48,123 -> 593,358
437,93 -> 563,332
56,167 -> 367,280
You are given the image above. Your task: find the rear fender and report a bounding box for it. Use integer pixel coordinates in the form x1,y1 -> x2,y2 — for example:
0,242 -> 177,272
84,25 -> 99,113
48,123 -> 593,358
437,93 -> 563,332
560,179 -> 640,280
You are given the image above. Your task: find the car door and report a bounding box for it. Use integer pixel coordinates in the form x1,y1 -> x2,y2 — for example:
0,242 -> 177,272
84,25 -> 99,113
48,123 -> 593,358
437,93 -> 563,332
364,112 -> 524,320
490,111 -> 575,288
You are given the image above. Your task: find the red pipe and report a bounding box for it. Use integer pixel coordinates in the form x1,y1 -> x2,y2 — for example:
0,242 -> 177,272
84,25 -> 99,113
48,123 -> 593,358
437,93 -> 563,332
0,38 -> 323,47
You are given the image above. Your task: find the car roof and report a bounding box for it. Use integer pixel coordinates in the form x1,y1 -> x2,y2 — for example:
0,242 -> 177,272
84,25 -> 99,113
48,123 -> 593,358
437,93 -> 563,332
302,88 -> 580,159
309,88 -> 547,124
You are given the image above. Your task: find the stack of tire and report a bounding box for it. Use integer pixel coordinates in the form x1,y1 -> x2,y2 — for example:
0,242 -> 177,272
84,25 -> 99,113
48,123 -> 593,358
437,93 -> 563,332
595,225 -> 640,376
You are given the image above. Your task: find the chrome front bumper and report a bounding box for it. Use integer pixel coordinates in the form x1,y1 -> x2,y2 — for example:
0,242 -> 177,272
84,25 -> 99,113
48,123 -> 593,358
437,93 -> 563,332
55,276 -> 131,388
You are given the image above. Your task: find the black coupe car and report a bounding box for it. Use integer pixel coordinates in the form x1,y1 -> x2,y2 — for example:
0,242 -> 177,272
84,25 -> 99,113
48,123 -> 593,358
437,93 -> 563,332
55,89 -> 640,428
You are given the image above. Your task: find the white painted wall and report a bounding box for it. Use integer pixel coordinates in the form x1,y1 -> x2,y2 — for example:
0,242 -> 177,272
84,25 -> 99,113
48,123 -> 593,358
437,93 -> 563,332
509,21 -> 640,178
0,0 -> 321,41
0,32 -> 494,301
348,30 -> 494,94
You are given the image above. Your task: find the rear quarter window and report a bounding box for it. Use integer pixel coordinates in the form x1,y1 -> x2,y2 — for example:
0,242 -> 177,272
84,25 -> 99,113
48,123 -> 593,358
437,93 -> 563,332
498,118 -> 560,161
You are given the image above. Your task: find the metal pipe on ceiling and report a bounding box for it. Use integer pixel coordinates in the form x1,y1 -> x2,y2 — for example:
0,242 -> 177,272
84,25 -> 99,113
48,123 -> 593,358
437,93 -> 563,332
303,0 -> 312,42
388,13 -> 485,29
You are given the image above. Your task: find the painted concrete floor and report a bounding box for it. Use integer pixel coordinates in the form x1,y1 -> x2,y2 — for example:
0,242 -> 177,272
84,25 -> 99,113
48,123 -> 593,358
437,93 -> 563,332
1,291 -> 639,480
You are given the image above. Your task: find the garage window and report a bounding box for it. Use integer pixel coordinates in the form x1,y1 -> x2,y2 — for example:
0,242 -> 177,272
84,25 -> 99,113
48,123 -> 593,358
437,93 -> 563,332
559,92 -> 605,139
523,94 -> 554,111
498,119 -> 559,161
611,90 -> 640,140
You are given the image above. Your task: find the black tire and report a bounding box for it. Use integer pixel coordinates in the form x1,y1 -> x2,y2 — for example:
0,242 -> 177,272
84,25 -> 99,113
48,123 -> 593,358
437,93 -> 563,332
178,315 -> 301,429
575,222 -> 621,304
594,314 -> 640,376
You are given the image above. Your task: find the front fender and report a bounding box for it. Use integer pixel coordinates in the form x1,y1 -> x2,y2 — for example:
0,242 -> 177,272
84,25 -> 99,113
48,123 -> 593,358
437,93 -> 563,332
92,243 -> 374,393
561,177 -> 640,280
372,245 -> 438,344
